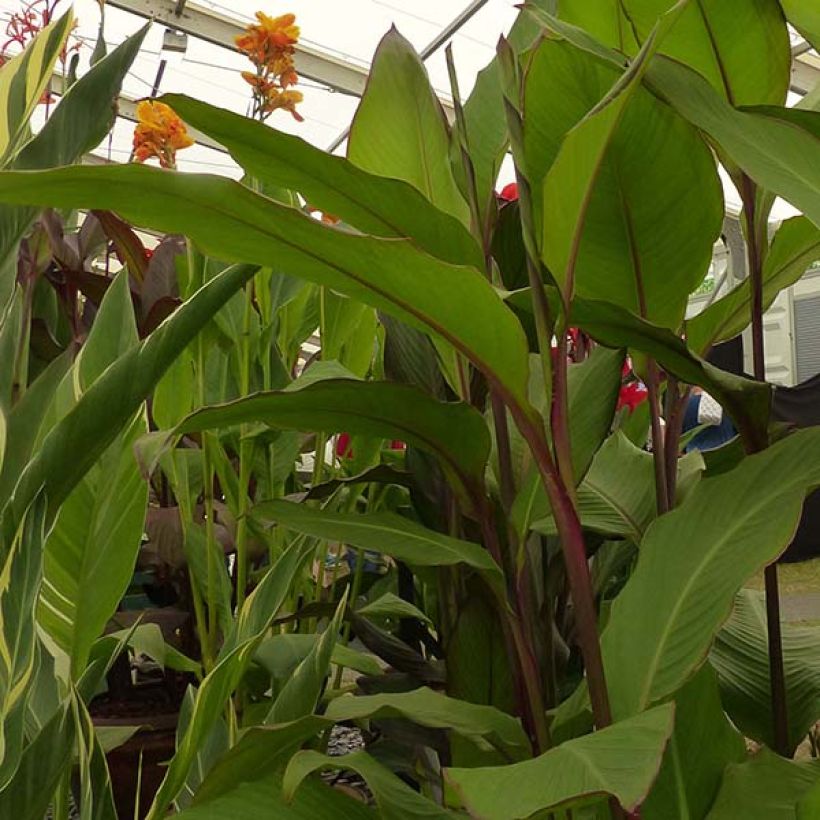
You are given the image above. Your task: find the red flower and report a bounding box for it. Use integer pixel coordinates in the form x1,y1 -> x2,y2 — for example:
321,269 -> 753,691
499,182 -> 519,202
617,381 -> 648,412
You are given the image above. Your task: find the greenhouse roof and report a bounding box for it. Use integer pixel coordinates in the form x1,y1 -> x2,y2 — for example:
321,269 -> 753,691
8,0 -> 820,219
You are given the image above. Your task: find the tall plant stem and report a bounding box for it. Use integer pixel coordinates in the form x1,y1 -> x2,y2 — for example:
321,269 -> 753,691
663,379 -> 689,505
646,360 -> 669,515
513,407 -> 612,730
551,329 -> 575,498
234,279 -> 255,613
740,175 -> 789,756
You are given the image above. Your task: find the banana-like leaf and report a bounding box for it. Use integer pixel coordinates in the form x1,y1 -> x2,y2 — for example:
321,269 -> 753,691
357,592 -> 431,626
601,428 -> 820,719
159,94 -> 481,268
325,688 -> 530,761
0,495 -> 46,789
348,29 -> 468,226
445,704 -> 675,819
647,56 -> 820,229
0,165 -> 532,412
253,500 -> 506,602
687,216 -> 820,354
255,634 -> 382,680
710,589 -> 820,754
0,11 -> 74,166
284,750 -> 454,820
552,0 -> 790,106
170,379 -> 490,501
708,749 -> 820,820
539,4 -> 723,327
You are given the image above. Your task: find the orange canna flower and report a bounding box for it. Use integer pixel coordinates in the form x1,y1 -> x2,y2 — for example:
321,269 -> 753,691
262,88 -> 304,121
236,10 -> 302,122
132,100 -> 194,169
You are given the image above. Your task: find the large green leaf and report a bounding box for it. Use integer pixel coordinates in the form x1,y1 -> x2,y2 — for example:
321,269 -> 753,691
325,688 -> 529,761
555,0 -> 790,105
172,380 -> 490,501
0,11 -> 74,165
348,29 -> 468,225
285,750 -> 454,820
0,496 -> 46,789
537,8 -> 723,327
642,666 -> 745,820
445,703 -> 674,818
600,428 -> 820,719
711,590 -> 820,754
0,261 -> 259,549
0,165 -> 532,411
38,273 -> 147,674
708,749 -> 820,820
179,767 -> 375,819
159,94 -> 481,268
254,500 -> 505,601
647,56 -> 820,229
687,216 -> 820,354
255,634 -> 382,680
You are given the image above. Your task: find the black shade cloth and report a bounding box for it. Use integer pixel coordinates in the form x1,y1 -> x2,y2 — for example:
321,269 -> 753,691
708,337 -> 820,562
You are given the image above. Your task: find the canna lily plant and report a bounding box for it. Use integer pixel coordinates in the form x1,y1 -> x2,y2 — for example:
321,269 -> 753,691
2,1 -> 820,819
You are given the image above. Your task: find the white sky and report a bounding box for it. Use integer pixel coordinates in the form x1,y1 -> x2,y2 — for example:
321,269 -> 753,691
9,0 -> 805,221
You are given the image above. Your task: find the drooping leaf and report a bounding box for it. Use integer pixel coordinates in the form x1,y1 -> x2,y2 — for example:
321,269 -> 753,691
0,165 -> 532,411
254,500 -> 505,602
570,297 -> 771,449
284,750 -> 454,820
255,634 -> 382,680
446,703 -> 675,818
348,29 -> 468,225
642,665 -> 745,820
708,749 -> 820,820
357,592 -> 431,626
159,94 -> 481,268
601,428 -> 820,719
647,56 -> 820,230
710,589 -> 820,754
326,687 -> 529,761
172,380 -> 489,501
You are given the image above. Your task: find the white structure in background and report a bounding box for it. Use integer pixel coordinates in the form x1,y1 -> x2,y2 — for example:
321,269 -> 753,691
687,214 -> 820,386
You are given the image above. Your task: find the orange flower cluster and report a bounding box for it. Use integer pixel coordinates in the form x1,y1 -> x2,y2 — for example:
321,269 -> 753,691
235,12 -> 303,122
132,100 -> 194,169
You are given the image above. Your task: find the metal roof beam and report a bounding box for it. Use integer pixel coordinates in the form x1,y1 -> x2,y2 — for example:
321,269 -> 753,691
792,51 -> 820,96
107,0 -> 370,96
